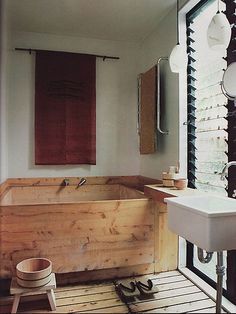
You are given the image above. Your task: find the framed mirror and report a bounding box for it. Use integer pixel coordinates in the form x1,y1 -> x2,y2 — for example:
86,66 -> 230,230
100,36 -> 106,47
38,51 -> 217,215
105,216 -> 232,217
221,62 -> 236,106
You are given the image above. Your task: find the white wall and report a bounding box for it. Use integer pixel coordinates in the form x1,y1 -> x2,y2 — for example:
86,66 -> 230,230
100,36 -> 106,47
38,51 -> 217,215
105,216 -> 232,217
5,2 -> 189,180
0,0 -> 8,182
138,7 -> 180,179
7,31 -> 140,178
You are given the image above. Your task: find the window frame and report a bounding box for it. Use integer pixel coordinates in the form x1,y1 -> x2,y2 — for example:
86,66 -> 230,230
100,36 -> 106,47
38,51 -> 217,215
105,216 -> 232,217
179,0 -> 236,305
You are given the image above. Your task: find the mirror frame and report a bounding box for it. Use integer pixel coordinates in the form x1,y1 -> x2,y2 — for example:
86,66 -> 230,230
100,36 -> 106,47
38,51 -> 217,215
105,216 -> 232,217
221,62 -> 236,105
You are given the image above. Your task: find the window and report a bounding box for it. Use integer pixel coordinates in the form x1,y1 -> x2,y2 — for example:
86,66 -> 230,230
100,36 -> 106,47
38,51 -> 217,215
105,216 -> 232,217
186,0 -> 236,304
187,0 -> 228,195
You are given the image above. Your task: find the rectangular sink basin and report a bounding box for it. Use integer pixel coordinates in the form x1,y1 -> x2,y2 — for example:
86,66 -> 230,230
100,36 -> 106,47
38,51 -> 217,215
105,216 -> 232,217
165,195 -> 236,252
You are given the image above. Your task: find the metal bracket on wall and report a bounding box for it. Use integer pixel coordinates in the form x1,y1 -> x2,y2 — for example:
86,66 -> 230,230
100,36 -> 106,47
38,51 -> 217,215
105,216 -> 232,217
157,57 -> 169,135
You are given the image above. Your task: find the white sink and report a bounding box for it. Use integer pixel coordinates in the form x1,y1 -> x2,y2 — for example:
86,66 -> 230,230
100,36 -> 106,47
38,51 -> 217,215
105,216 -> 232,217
165,195 -> 236,252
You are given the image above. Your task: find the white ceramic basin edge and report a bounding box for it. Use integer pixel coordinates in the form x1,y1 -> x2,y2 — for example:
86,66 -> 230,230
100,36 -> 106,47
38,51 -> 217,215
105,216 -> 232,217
165,195 -> 236,217
165,195 -> 236,251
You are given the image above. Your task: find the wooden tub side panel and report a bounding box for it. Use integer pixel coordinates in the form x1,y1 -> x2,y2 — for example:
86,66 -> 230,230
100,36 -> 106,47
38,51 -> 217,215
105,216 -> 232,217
7,184 -> 147,206
0,190 -> 12,206
0,199 -> 154,279
6,176 -> 161,191
6,176 -> 141,188
8,184 -> 122,205
0,181 -> 12,204
150,199 -> 178,273
119,185 -> 146,199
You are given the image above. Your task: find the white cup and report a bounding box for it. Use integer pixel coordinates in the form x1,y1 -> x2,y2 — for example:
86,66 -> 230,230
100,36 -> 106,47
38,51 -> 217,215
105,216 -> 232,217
169,166 -> 176,174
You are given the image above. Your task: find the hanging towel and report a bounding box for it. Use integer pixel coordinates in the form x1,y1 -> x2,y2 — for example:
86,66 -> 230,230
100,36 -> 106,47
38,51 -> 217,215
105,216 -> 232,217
35,51 -> 96,165
140,66 -> 156,154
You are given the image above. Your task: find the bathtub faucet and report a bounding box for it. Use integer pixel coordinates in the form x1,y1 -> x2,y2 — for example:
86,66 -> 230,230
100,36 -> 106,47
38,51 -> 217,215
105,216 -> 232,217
76,178 -> 86,189
62,178 -> 70,186
220,161 -> 236,180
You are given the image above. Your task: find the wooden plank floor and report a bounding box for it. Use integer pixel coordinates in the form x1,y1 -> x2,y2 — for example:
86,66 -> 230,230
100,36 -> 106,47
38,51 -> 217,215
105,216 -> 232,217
0,270 -> 225,313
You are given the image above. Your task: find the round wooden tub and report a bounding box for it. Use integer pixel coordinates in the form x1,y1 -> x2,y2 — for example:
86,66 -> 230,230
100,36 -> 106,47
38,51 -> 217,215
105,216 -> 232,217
16,258 -> 52,288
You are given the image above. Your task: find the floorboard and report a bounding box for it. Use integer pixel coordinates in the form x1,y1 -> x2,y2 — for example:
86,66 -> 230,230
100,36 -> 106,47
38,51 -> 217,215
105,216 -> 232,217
0,270 -> 227,313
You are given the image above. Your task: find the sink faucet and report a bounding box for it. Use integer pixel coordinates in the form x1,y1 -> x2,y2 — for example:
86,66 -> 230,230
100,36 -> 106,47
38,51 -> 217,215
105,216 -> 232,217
76,178 -> 86,189
220,161 -> 236,180
62,178 -> 70,186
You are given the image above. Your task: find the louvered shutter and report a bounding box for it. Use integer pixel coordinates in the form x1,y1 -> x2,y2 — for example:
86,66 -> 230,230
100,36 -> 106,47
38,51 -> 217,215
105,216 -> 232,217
225,0 -> 236,198
225,0 -> 236,304
186,0 -> 228,195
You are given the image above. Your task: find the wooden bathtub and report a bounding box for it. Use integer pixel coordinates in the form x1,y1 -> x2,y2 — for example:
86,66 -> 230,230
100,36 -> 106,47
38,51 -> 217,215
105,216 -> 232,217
0,180 -> 155,281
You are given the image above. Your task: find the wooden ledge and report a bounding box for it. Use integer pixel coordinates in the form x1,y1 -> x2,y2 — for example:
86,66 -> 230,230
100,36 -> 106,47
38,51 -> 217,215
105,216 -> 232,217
144,185 -> 174,203
144,184 -> 206,204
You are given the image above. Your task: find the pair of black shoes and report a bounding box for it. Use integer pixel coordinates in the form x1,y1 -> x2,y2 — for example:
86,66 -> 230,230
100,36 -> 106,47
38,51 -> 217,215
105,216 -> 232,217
115,279 -> 156,299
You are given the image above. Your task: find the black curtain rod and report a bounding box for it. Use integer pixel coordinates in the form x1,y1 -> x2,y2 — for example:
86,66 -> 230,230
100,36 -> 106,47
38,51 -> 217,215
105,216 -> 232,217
15,48 -> 120,60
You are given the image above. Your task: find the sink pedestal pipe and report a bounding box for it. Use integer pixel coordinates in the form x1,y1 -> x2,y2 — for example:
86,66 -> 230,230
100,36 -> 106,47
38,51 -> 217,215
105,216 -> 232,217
197,248 -> 225,313
216,252 -> 225,313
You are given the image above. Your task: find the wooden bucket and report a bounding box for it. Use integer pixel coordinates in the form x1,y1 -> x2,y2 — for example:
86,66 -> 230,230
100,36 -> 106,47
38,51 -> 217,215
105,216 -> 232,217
16,258 -> 52,288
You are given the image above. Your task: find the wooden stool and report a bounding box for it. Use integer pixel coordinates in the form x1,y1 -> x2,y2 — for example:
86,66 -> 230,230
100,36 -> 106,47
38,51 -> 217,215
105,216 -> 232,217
10,273 -> 56,314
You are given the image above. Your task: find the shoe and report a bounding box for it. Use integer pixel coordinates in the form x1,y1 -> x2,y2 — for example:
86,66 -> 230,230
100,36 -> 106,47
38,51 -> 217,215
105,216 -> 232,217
137,279 -> 153,291
115,281 -> 139,299
119,281 -> 136,292
135,279 -> 158,295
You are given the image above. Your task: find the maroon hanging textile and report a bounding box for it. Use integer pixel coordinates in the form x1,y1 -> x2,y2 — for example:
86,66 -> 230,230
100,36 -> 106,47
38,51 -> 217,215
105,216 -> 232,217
35,51 -> 96,165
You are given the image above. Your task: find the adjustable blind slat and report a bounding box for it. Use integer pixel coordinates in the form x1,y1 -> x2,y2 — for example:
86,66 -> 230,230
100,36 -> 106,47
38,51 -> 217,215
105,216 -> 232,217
196,84 -> 223,100
196,103 -> 227,114
196,162 -> 226,174
196,114 -> 227,123
187,74 -> 197,82
196,128 -> 226,133
195,182 -> 226,194
195,93 -> 227,107
195,172 -> 226,187
196,150 -> 227,162
197,81 -> 222,92
187,28 -> 194,37
196,69 -> 225,83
